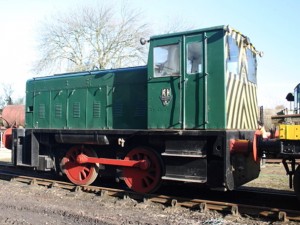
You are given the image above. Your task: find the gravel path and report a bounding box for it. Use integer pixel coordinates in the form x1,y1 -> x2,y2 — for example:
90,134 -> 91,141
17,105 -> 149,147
0,149 -> 298,225
0,179 -> 297,225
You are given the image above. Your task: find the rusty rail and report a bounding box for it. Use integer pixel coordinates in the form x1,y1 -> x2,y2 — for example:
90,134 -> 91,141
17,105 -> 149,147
0,171 -> 298,222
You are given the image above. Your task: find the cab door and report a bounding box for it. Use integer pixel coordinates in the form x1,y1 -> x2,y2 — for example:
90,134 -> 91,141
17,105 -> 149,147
147,36 -> 182,129
183,35 -> 206,129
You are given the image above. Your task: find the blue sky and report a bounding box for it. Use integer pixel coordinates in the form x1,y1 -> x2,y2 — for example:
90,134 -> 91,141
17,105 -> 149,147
0,0 -> 299,108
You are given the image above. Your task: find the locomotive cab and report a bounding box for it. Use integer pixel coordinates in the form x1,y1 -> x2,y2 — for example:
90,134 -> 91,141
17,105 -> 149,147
145,26 -> 262,190
147,26 -> 259,130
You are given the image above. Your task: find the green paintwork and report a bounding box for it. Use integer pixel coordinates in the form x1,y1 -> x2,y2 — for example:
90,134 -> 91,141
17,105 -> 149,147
25,67 -> 148,129
147,26 -> 226,129
26,25 -> 258,131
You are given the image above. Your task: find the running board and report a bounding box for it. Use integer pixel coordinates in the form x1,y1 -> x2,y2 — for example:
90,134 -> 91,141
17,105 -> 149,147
161,152 -> 206,158
162,176 -> 206,183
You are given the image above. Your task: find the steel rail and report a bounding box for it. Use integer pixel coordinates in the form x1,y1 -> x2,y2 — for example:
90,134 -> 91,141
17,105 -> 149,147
0,171 -> 299,222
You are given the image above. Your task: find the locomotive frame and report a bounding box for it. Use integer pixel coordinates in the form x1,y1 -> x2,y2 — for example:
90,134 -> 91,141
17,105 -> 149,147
10,25 -> 262,194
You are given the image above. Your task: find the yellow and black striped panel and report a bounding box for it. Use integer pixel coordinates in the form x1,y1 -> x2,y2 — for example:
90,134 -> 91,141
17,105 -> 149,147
225,31 -> 258,130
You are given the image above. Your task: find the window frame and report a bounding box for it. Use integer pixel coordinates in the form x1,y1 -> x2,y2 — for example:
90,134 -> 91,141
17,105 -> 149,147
153,43 -> 181,78
186,41 -> 203,75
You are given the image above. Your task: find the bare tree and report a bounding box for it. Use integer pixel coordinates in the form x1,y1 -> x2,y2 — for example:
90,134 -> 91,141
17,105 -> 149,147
0,83 -> 14,108
157,15 -> 197,34
33,3 -> 150,74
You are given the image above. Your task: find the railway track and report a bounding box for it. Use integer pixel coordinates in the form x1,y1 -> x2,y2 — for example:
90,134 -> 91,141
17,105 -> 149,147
265,159 -> 300,164
0,167 -> 299,222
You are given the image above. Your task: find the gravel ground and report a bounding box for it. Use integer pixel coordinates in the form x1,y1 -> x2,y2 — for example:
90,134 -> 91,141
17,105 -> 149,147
0,180 -> 270,225
0,149 -> 298,225
245,163 -> 291,191
0,164 -> 298,225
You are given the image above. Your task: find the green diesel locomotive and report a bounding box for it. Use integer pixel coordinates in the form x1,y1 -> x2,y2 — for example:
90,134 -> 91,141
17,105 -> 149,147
11,25 -> 262,193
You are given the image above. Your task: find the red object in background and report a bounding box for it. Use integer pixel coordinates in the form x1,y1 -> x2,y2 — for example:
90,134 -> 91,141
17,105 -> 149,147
0,105 -> 25,149
2,127 -> 12,149
1,105 -> 25,128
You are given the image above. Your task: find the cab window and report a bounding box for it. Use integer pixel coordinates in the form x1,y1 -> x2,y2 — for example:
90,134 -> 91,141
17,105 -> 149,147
246,49 -> 257,83
153,44 -> 180,77
226,36 -> 239,75
187,42 -> 202,74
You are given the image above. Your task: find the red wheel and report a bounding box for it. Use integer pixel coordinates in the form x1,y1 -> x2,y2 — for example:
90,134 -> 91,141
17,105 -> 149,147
60,146 -> 99,185
123,147 -> 163,193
